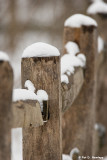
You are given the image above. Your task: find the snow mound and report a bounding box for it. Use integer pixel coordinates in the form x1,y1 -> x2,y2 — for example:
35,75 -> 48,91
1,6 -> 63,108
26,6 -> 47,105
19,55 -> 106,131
64,14 -> 97,28
0,51 -> 9,61
25,80 -> 35,92
61,41 -> 86,84
70,148 -> 80,159
77,54 -> 86,65
61,74 -> 69,84
36,89 -> 48,112
13,89 -> 37,102
62,148 -> 80,160
87,0 -> 107,14
36,90 -> 48,102
13,81 -> 48,112
61,53 -> 85,76
22,42 -> 60,58
62,154 -> 71,160
65,42 -> 80,55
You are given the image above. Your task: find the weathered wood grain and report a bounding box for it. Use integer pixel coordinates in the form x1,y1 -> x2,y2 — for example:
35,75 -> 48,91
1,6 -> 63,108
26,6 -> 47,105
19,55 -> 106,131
12,100 -> 43,128
89,13 -> 107,156
97,51 -> 104,70
95,44 -> 107,156
0,61 -> 13,160
21,56 -> 62,160
62,25 -> 97,157
62,67 -> 84,113
90,14 -> 107,42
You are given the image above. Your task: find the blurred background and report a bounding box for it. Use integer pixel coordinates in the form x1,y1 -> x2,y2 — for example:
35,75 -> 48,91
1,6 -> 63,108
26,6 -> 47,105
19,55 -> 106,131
0,0 -> 92,88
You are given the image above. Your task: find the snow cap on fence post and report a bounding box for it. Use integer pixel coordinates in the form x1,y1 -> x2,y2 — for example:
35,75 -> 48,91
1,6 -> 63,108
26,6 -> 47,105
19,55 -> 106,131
22,42 -> 60,58
64,14 -> 97,28
0,51 -> 13,160
0,51 -> 10,61
87,0 -> 107,15
87,0 -> 107,42
21,42 -> 62,160
63,14 -> 97,55
62,14 -> 98,156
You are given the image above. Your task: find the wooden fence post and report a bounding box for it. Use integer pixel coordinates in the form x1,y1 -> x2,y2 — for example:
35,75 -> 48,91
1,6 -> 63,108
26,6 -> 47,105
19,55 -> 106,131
21,43 -> 62,160
12,100 -> 43,128
0,53 -> 13,160
62,15 -> 97,157
87,10 -> 107,156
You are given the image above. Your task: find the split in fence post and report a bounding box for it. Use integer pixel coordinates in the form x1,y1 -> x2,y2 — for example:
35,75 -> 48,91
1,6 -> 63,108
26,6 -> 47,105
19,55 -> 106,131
21,42 -> 62,160
0,52 -> 13,160
42,100 -> 49,121
62,14 -> 98,156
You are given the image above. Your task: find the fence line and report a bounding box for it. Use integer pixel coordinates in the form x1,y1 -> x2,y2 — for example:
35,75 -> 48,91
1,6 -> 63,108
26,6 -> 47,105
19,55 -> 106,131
0,13 -> 106,160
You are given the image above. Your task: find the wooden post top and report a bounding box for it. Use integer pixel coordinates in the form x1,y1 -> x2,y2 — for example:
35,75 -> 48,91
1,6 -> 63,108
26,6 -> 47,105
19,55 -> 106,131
22,42 -> 60,58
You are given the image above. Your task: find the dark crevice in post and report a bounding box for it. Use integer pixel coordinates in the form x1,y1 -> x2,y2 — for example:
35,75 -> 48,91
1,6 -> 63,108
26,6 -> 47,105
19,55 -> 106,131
98,13 -> 107,19
42,101 -> 49,121
82,25 -> 97,33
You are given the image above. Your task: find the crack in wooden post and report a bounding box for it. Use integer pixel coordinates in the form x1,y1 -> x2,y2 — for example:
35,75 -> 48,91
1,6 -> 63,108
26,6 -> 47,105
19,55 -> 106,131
42,101 -> 49,121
